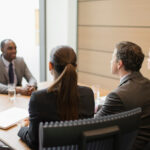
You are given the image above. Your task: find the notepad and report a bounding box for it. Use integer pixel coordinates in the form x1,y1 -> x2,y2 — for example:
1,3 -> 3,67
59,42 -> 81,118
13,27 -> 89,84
0,107 -> 28,129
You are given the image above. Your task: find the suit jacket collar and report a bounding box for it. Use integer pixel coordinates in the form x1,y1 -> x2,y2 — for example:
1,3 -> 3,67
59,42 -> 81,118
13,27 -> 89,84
13,58 -> 20,85
2,55 -> 15,67
0,55 -> 9,81
119,71 -> 142,86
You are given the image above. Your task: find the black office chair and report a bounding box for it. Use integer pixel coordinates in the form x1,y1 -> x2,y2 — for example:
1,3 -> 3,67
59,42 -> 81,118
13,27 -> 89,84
81,125 -> 120,150
39,107 -> 141,150
144,142 -> 150,150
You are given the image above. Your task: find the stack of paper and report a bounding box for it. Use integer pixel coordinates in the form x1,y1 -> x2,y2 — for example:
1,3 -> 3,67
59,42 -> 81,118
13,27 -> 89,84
0,107 -> 28,129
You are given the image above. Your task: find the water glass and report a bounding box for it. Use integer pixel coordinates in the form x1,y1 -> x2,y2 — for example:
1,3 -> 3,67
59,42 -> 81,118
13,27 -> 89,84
92,85 -> 101,100
8,84 -> 16,101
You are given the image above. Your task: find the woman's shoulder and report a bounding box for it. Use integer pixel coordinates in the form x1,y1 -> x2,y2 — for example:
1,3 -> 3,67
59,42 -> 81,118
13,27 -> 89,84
32,88 -> 48,96
30,88 -> 57,101
77,85 -> 94,96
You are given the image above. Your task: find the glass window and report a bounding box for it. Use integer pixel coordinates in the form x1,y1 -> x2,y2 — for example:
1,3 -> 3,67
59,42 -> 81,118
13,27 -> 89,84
0,0 -> 40,83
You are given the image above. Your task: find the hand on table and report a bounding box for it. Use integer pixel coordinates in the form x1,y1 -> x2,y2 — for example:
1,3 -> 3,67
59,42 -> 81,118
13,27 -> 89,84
19,118 -> 29,127
16,85 -> 36,96
26,85 -> 36,95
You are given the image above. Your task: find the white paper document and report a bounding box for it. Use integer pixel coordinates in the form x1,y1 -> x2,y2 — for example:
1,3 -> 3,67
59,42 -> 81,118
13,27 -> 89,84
0,107 -> 28,129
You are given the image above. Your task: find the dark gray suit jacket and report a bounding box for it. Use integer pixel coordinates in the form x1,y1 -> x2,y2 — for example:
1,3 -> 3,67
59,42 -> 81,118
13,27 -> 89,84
18,85 -> 95,149
0,56 -> 37,94
95,71 -> 150,150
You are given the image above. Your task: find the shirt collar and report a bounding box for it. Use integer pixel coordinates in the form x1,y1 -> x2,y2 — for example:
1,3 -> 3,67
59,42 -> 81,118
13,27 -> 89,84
120,73 -> 131,84
2,55 -> 14,67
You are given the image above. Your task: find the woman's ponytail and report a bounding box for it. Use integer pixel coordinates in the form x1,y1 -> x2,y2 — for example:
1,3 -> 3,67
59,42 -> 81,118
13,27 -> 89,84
48,46 -> 79,120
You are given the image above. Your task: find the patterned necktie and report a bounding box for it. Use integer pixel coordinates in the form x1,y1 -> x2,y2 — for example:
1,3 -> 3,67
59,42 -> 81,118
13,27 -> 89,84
8,63 -> 14,84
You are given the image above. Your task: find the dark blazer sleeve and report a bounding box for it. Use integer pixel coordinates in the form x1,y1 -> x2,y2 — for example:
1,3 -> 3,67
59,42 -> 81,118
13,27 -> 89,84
95,92 -> 125,117
18,92 -> 39,149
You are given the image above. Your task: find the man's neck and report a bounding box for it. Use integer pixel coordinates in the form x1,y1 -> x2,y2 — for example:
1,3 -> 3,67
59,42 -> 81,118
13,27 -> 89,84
119,69 -> 131,79
119,69 -> 131,84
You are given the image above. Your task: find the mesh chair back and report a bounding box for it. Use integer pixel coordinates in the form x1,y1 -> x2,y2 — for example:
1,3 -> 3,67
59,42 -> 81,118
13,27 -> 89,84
39,107 -> 141,150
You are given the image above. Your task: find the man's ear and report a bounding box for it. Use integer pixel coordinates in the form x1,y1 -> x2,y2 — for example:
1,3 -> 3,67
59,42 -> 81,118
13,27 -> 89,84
49,62 -> 53,71
117,60 -> 123,70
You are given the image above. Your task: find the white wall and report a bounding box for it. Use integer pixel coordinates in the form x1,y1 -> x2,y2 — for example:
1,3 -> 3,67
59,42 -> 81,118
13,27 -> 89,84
67,0 -> 78,50
46,0 -> 77,81
0,0 -> 40,84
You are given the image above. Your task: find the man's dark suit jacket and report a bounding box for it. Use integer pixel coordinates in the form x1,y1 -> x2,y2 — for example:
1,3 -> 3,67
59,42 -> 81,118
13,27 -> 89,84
95,71 -> 150,150
18,85 -> 95,149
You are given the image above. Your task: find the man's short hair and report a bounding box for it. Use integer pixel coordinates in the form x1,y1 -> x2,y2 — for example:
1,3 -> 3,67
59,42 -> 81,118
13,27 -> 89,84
116,41 -> 144,72
0,39 -> 13,49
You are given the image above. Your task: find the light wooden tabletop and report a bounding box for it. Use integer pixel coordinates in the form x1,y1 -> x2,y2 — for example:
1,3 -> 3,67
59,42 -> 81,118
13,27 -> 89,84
0,94 -> 30,150
0,82 -> 110,150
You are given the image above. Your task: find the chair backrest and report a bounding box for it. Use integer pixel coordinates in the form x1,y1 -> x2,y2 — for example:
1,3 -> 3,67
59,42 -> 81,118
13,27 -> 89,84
144,142 -> 150,150
81,125 -> 120,150
39,107 -> 141,150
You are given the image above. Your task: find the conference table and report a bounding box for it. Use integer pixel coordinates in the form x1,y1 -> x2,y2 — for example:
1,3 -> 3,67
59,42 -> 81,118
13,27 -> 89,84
0,82 -> 110,150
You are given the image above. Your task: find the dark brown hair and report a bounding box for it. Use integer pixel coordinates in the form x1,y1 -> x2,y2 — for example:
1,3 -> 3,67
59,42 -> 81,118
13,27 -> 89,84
48,45 -> 79,120
116,41 -> 144,72
0,39 -> 14,49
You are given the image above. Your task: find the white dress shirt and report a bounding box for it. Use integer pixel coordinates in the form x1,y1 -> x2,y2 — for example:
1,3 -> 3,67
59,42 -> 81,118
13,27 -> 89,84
120,73 -> 131,84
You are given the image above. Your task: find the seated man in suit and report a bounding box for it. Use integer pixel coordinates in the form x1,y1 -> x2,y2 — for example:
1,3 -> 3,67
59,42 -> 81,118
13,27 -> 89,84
0,39 -> 37,95
95,41 -> 150,150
